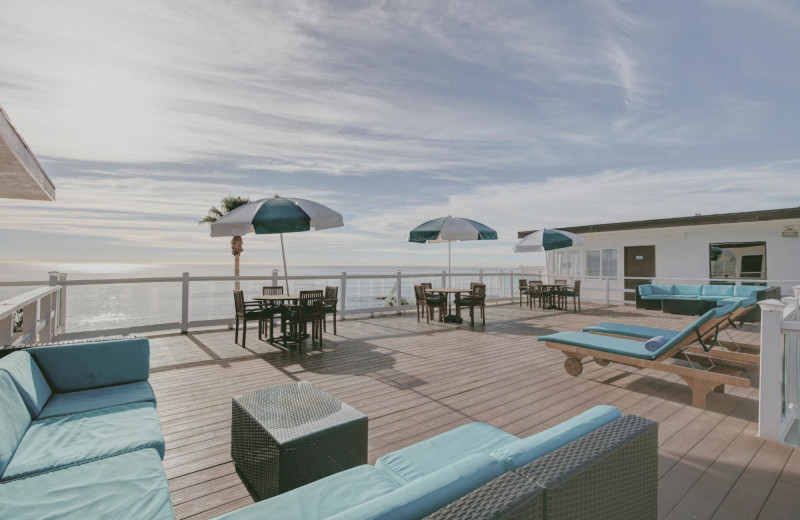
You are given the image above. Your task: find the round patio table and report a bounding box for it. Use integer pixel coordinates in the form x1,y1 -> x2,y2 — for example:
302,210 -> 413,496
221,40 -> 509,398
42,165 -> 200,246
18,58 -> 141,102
426,288 -> 473,323
252,294 -> 306,344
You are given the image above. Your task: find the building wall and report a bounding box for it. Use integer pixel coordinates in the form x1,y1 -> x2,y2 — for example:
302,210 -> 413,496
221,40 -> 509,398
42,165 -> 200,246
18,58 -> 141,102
547,218 -> 800,302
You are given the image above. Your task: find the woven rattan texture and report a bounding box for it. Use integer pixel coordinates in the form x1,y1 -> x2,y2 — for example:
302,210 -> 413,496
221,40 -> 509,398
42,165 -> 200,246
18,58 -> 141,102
424,471 -> 544,520
231,381 -> 367,500
517,414 -> 658,520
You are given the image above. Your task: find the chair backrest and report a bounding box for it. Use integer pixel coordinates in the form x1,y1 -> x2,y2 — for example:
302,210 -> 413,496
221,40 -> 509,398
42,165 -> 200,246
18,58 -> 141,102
519,279 -> 528,289
554,279 -> 567,285
233,290 -> 245,314
470,282 -> 480,289
324,286 -> 338,301
472,283 -> 486,302
414,285 -> 426,303
573,280 -> 581,294
421,282 -> 433,290
262,286 -> 283,295
529,280 -> 542,288
298,290 -> 324,318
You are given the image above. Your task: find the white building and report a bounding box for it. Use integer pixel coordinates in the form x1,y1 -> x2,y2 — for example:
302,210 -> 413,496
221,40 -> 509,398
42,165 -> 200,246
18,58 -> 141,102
519,207 -> 800,304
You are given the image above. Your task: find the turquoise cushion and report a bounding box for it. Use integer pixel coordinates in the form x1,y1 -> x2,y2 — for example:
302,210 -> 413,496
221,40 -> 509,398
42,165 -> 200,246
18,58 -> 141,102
539,331 -> 677,360
28,338 -> 150,392
734,286 -> 765,297
213,465 -> 399,520
37,381 -> 156,420
649,284 -> 675,295
637,285 -> 653,296
641,295 -> 669,300
0,351 -> 52,417
583,323 -> 680,340
698,295 -> 726,301
0,373 -> 31,476
717,297 -> 746,307
2,402 -> 164,481
0,448 -> 174,520
738,297 -> 757,309
332,454 -> 505,520
701,285 -> 734,296
712,302 -> 740,317
673,285 -> 703,296
491,406 -> 621,470
375,422 -> 518,485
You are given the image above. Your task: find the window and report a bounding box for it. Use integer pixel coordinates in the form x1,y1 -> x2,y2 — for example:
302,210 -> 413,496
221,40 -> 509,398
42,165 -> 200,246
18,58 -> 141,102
584,249 -> 618,278
552,250 -> 581,277
709,242 -> 766,280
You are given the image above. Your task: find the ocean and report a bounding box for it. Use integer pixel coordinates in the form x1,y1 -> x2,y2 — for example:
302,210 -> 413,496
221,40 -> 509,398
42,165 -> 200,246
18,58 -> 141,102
0,263 -> 520,333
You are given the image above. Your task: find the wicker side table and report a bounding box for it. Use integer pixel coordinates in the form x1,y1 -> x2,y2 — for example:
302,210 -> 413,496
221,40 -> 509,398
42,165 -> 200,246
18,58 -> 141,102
231,381 -> 368,500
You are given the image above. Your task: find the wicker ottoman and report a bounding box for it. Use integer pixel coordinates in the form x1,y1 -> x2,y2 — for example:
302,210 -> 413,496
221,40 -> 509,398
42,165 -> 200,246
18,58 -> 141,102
662,297 -> 716,316
231,381 -> 368,500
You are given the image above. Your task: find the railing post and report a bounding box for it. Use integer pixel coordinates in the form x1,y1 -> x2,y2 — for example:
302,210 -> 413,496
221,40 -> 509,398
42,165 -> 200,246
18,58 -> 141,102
759,299 -> 787,441
46,271 -> 59,340
604,278 -> 610,304
0,314 -> 11,346
180,272 -> 190,334
396,270 -> 403,314
272,269 -> 279,288
57,272 -> 67,332
340,272 -> 347,320
794,285 -> 800,300
22,300 -> 39,345
478,269 -> 484,284
442,270 -> 447,289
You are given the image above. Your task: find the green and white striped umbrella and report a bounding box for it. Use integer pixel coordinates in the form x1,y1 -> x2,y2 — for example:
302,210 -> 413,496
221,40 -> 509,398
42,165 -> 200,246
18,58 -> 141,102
407,216 -> 497,286
512,229 -> 585,252
210,194 -> 343,292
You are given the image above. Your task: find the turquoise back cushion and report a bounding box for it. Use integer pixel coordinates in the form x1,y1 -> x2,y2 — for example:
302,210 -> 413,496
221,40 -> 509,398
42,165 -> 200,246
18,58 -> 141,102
673,285 -> 703,296
491,405 -> 621,470
337,454 -> 505,520
28,338 -> 150,392
0,351 -> 52,417
638,285 -> 653,296
734,286 -> 764,297
662,309 -> 716,350
649,285 -> 675,295
702,285 -> 734,296
0,373 -> 32,476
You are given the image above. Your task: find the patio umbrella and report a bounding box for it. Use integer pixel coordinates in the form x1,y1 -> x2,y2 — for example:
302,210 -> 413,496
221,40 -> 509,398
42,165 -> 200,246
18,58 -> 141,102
513,229 -> 586,282
209,194 -> 343,293
407,216 -> 497,287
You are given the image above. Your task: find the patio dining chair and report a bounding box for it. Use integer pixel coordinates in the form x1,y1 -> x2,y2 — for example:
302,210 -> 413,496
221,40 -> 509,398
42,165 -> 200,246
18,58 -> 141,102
528,280 -> 545,309
455,283 -> 486,325
233,290 -> 270,348
322,286 -> 339,335
518,279 -> 529,308
283,290 -> 324,350
561,280 -> 582,312
419,285 -> 445,323
260,286 -> 284,342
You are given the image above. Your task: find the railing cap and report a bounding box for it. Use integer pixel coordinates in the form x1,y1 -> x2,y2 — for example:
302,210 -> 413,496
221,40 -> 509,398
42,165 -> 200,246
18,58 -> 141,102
759,299 -> 786,312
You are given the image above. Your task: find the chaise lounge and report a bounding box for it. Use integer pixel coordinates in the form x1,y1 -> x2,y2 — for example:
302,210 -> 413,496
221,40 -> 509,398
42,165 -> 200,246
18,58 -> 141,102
635,283 -> 778,321
539,303 -> 753,408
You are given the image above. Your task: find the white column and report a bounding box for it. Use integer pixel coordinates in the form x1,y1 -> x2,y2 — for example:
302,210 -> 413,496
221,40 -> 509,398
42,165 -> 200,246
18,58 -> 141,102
759,299 -> 787,440
180,272 -> 190,334
340,272 -> 347,320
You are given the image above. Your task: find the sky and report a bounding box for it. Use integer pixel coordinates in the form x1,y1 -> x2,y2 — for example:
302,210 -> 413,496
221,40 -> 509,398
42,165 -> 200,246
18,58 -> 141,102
1,0 -> 799,271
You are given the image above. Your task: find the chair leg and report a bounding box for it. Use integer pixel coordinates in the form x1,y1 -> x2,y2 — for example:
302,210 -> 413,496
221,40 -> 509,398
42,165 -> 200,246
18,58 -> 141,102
426,304 -> 431,324
235,317 -> 240,344
481,304 -> 485,325
241,320 -> 247,349
323,314 -> 327,332
333,312 -> 337,335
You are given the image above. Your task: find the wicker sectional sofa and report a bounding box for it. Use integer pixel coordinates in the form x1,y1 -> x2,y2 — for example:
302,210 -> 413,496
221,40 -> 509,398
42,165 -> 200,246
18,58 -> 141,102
636,283 -> 779,321
0,338 -> 173,519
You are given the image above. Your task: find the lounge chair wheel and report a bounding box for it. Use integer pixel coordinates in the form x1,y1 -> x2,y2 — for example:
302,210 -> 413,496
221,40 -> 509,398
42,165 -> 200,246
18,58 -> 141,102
564,357 -> 583,376
594,358 -> 610,366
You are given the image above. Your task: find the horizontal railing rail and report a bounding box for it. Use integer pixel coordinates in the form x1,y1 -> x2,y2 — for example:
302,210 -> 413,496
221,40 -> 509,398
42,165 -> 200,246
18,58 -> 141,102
0,276 -> 65,346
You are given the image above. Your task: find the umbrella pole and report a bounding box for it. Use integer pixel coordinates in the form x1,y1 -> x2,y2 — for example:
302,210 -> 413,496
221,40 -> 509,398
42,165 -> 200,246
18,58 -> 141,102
280,233 -> 290,295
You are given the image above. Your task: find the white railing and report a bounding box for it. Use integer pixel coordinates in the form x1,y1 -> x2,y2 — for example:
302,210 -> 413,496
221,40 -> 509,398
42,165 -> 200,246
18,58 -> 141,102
0,272 -> 66,346
758,285 -> 800,446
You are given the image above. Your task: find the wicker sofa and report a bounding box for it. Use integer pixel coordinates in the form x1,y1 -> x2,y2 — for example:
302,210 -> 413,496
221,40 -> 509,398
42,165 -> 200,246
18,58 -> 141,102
214,406 -> 657,520
636,283 -> 779,321
0,338 -> 173,519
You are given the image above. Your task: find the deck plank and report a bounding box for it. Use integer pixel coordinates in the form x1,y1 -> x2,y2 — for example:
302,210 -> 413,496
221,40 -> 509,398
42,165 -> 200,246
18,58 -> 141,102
138,302 -> 798,520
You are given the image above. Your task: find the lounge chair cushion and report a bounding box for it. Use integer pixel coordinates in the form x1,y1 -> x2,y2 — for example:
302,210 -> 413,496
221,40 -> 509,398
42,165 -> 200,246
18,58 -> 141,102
0,448 -> 173,520
375,422 -> 517,485
649,284 -> 675,295
0,373 -> 31,476
583,323 -> 680,340
36,381 -> 157,420
331,454 -> 505,520
2,402 -> 164,481
0,351 -> 52,417
28,338 -> 150,392
701,285 -> 734,297
491,406 -> 621,470
213,465 -> 400,520
673,285 -> 703,296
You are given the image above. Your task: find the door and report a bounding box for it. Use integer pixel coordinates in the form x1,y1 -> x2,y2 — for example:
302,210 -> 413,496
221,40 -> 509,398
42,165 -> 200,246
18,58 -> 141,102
624,245 -> 656,302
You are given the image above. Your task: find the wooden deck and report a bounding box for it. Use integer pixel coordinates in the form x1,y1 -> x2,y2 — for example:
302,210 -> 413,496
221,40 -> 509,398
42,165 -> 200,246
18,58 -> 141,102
147,302 -> 800,520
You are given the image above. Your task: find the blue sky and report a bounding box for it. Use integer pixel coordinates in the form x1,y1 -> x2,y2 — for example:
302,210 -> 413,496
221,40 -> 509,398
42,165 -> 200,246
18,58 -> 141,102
1,0 -> 799,269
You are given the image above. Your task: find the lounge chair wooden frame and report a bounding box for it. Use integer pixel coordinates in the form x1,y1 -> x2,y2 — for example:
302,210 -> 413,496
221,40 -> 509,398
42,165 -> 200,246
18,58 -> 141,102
544,308 -> 754,408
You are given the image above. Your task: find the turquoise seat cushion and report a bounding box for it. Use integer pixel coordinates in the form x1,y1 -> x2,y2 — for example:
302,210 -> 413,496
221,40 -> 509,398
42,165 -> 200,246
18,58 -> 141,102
539,332 -> 656,359
2,402 -> 164,481
37,381 -> 156,420
698,295 -> 726,301
331,454 -> 505,520
641,294 -> 669,300
0,351 -> 52,417
734,286 -> 765,298
28,338 -> 150,392
717,297 -> 746,307
213,465 -> 399,520
0,448 -> 174,520
0,374 -> 31,476
583,323 -> 680,340
673,284 -> 703,296
323,304 -> 336,312
637,285 -> 653,296
491,406 -> 621,470
701,285 -> 734,297
649,284 -> 675,295
375,422 -> 518,485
